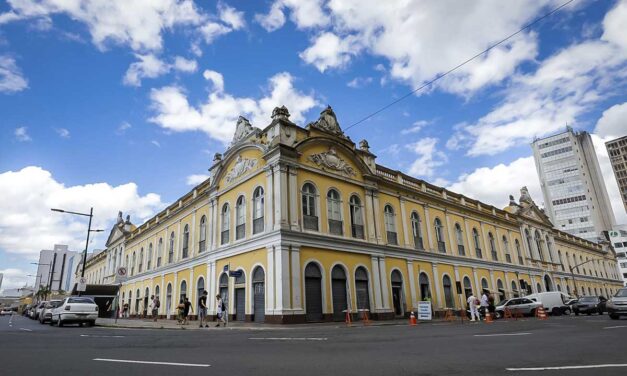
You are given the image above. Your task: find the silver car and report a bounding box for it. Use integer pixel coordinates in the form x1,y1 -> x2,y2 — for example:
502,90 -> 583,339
495,297 -> 542,319
39,300 -> 62,324
607,288 -> 627,320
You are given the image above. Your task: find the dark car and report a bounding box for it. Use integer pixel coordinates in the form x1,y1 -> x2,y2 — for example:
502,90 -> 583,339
573,296 -> 607,315
607,288 -> 627,320
563,298 -> 578,315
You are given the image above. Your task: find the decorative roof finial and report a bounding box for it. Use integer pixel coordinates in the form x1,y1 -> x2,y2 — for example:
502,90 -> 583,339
359,139 -> 370,152
271,105 -> 290,121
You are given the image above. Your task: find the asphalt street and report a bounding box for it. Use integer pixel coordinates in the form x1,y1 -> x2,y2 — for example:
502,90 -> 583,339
1,313 -> 626,375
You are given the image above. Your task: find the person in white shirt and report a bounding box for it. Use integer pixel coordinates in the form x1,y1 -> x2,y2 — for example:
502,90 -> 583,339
480,291 -> 490,316
467,293 -> 481,321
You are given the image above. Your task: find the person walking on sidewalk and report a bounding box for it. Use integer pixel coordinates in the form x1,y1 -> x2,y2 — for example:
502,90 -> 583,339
182,297 -> 193,325
467,293 -> 481,321
150,295 -> 160,322
480,291 -> 490,317
198,290 -> 208,328
215,294 -> 227,327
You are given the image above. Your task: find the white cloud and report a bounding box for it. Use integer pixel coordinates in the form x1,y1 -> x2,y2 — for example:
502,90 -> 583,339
447,156 -> 543,210
0,55 -> 28,93
255,1 -> 285,32
55,128 -> 70,138
447,0 -> 627,157
0,0 -> 244,52
150,140 -> 161,148
218,2 -> 245,30
591,133 -> 627,225
401,120 -> 430,135
405,138 -> 447,178
594,102 -> 627,139
203,69 -> 225,93
14,127 -> 31,142
116,121 -> 131,135
300,32 -> 362,72
123,54 -> 197,87
0,268 -> 33,293
149,71 -> 318,143
0,166 -> 164,261
346,76 -> 372,88
602,0 -> 627,50
186,174 -> 210,186
256,0 -> 327,32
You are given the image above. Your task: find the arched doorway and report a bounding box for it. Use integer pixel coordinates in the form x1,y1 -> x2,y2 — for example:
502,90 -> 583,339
463,276 -> 472,298
154,286 -> 160,316
180,280 -> 187,304
135,289 -> 141,315
512,280 -> 519,298
419,273 -> 431,301
143,287 -> 149,317
196,277 -> 205,313
331,265 -> 348,321
252,267 -> 265,323
355,267 -> 370,319
219,273 -> 229,311
234,271 -> 246,321
481,278 -> 489,294
536,283 -> 542,293
544,275 -> 553,292
391,270 -> 404,316
165,285 -> 172,319
442,275 -> 454,308
305,263 -> 323,322
497,280 -> 505,302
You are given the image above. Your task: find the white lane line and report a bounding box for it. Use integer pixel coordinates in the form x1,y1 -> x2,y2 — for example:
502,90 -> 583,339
603,325 -> 627,329
93,359 -> 210,367
474,332 -> 531,337
506,363 -> 627,371
80,334 -> 125,338
248,337 -> 328,341
19,328 -> 33,332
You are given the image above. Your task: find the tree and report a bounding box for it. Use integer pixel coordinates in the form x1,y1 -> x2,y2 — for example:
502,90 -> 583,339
36,285 -> 51,301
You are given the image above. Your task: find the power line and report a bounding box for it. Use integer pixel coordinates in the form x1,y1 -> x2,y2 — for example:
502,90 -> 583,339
345,0 -> 576,131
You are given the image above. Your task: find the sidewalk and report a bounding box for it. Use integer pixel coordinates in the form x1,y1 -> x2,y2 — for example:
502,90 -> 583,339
96,316 -> 455,331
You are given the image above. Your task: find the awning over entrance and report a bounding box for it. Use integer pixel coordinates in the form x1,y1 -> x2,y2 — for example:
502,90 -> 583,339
70,284 -> 120,297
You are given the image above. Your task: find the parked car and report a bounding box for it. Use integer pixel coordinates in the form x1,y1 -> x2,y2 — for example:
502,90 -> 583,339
50,297 -> 98,327
1,308 -> 13,316
39,300 -> 62,324
494,297 -> 543,319
573,296 -> 607,315
27,305 -> 37,319
34,302 -> 48,320
563,298 -> 578,315
524,292 -> 571,315
607,288 -> 627,320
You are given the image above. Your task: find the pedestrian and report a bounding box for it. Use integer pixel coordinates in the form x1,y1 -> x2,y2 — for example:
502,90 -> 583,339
123,302 -> 129,318
215,294 -> 227,327
480,291 -> 490,317
176,299 -> 185,324
467,293 -> 481,321
183,297 -> 193,325
198,290 -> 208,328
105,300 -> 112,318
150,295 -> 160,322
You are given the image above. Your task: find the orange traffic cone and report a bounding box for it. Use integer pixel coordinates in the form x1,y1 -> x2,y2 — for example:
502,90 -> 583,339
409,311 -> 417,326
536,305 -> 548,320
485,310 -> 493,323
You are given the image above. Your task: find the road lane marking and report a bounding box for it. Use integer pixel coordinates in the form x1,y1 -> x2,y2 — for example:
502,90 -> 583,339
93,359 -> 210,367
603,325 -> 627,329
474,332 -> 531,337
80,334 -> 125,338
248,337 -> 328,341
506,363 -> 627,371
19,328 -> 32,332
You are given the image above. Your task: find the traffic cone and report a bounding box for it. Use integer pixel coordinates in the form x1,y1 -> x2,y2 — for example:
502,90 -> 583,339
536,305 -> 548,320
409,311 -> 417,326
485,310 -> 493,323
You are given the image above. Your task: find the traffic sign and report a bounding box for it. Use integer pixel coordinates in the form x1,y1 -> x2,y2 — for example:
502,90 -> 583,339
417,301 -> 432,320
223,264 -> 229,272
229,270 -> 243,278
115,267 -> 128,283
77,277 -> 87,292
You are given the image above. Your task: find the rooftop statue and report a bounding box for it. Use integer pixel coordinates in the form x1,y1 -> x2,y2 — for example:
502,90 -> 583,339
310,105 -> 343,135
232,116 -> 254,144
519,186 -> 534,205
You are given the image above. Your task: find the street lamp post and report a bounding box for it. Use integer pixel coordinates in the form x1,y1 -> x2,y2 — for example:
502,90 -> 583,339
51,207 -> 103,295
30,262 -> 52,294
568,258 -> 597,298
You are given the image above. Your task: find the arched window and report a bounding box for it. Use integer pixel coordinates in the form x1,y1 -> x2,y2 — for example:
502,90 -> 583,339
131,251 -> 136,275
182,224 -> 189,258
558,251 -> 564,271
236,196 -> 246,240
252,187 -> 264,234
512,280 -> 519,298
355,267 -> 370,311
419,273 -> 431,301
384,205 -> 397,245
455,223 -> 465,255
545,236 -> 554,263
488,232 -> 497,261
199,216 -> 207,253
166,284 -> 172,316
534,231 -> 544,261
442,275 -> 454,308
349,195 -> 364,239
537,282 -> 542,293
473,228 -> 482,259
147,243 -> 153,270
138,248 -> 144,273
411,212 -> 423,250
327,189 -> 343,235
497,279 -> 505,301
157,238 -> 163,267
135,288 -> 141,313
196,277 -> 205,312
502,236 -> 511,263
302,183 -> 318,231
434,218 -> 445,253
154,285 -> 160,312
168,232 -> 175,263
179,280 -> 187,303
481,278 -> 489,294
525,229 -> 533,259
463,276 -> 472,298
515,239 -> 523,265
221,203 -> 230,245
125,255 -> 129,269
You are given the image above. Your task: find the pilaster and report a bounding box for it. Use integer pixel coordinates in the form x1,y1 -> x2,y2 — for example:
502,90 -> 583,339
424,204 -> 434,251
407,260 -> 417,309
288,165 -> 300,231
432,263 -> 442,309
400,198 -> 410,247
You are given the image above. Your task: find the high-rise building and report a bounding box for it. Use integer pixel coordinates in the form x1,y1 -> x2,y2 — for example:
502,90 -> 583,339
35,244 -> 79,293
605,135 -> 627,214
0,273 -> 3,292
531,128 -> 616,242
609,226 -> 627,286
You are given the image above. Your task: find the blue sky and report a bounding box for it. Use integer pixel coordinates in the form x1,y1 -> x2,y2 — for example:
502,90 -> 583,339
1,0 -> 626,292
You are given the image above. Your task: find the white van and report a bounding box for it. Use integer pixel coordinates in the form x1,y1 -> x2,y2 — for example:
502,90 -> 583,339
524,291 -> 570,315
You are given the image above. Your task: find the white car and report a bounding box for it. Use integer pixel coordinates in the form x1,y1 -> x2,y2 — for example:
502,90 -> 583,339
1,308 -> 13,316
39,300 -> 63,324
524,291 -> 571,315
50,297 -> 98,327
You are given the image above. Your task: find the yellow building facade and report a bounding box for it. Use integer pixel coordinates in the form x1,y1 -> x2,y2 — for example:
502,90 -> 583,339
88,106 -> 624,323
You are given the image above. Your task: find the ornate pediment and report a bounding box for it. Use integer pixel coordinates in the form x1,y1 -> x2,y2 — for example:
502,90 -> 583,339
225,155 -> 258,183
308,147 -> 356,177
308,105 -> 344,136
232,116 -> 255,145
